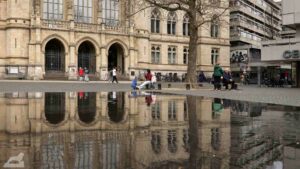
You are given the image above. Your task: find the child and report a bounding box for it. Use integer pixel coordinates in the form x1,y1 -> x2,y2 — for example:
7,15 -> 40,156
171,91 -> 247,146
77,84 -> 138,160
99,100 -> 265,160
131,76 -> 138,90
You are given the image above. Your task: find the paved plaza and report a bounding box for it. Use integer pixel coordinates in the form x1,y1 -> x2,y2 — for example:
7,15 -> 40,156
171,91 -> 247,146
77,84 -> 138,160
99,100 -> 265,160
0,80 -> 299,107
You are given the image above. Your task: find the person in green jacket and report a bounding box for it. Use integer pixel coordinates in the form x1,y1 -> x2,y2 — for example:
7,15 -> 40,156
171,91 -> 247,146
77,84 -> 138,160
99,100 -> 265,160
213,63 -> 224,90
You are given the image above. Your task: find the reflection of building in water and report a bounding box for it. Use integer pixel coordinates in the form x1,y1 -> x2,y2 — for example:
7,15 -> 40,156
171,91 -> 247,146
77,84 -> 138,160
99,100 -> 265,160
0,92 -> 231,169
283,143 -> 300,169
229,100 -> 286,169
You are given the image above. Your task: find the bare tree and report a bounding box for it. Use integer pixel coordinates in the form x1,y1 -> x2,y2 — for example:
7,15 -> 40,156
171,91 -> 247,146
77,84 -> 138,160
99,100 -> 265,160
131,0 -> 230,88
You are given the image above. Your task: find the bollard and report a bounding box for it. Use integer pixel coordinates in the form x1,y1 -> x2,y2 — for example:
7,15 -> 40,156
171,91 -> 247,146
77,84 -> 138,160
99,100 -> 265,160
168,84 -> 171,88
157,83 -> 162,90
186,84 -> 190,90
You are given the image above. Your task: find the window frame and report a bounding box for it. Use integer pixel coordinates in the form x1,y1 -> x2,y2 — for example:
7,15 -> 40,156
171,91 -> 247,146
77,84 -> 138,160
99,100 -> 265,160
43,0 -> 64,20
151,45 -> 161,64
211,48 -> 219,65
167,12 -> 177,35
74,0 -> 93,23
102,0 -> 120,26
151,9 -> 161,33
168,46 -> 177,64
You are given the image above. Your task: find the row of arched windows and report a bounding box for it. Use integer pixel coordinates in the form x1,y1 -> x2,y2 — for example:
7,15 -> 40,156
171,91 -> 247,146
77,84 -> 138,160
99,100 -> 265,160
151,9 -> 190,36
151,9 -> 220,38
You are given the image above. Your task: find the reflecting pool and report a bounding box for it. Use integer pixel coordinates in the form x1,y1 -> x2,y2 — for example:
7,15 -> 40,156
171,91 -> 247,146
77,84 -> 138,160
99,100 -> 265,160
0,91 -> 299,169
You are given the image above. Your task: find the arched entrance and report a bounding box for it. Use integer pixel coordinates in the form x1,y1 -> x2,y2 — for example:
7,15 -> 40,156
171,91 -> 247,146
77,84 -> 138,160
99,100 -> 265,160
45,93 -> 65,125
78,41 -> 96,73
77,92 -> 96,124
108,43 -> 125,74
107,92 -> 125,123
45,39 -> 65,72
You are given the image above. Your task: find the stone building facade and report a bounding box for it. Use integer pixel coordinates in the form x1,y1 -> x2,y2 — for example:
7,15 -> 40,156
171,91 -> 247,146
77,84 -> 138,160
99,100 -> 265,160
0,0 -> 230,80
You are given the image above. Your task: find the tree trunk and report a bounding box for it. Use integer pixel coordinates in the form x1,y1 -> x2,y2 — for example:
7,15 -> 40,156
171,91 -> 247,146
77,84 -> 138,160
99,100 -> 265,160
186,2 -> 199,88
187,96 -> 200,169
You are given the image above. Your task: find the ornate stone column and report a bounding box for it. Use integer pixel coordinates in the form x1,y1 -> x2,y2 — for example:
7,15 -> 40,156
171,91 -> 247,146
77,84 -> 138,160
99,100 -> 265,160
67,0 -> 77,80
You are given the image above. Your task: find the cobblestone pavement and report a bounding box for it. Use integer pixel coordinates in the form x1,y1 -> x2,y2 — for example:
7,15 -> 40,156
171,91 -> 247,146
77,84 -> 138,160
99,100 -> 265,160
0,80 -> 299,106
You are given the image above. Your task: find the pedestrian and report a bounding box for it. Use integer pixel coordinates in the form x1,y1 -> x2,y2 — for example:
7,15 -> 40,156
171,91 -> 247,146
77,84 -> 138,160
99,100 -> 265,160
112,67 -> 118,83
84,67 -> 89,82
223,69 -> 236,90
213,63 -> 223,90
240,73 -> 245,85
151,73 -> 157,89
137,69 -> 152,89
131,76 -> 138,90
198,71 -> 206,83
78,67 -> 84,81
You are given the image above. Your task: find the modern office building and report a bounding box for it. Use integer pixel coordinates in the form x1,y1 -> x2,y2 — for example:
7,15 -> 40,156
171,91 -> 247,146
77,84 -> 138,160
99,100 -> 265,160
262,0 -> 300,88
0,0 -> 230,80
230,0 -> 281,83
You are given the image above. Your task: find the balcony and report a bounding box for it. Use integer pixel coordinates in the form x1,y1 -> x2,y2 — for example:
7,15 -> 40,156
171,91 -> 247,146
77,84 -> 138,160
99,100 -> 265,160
41,19 -> 132,35
41,19 -> 70,30
231,6 -> 281,31
247,0 -> 281,20
231,20 -> 268,37
230,33 -> 262,46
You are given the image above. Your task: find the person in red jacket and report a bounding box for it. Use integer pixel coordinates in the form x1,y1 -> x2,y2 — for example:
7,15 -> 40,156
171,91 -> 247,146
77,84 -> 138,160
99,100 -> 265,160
78,67 -> 84,81
137,69 -> 152,89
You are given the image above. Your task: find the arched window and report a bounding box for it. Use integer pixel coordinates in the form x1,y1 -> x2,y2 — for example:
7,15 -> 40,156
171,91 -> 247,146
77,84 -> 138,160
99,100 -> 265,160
167,12 -> 177,35
151,45 -> 160,63
211,16 -> 219,38
43,0 -> 63,20
168,130 -> 177,153
151,9 -> 160,33
183,47 -> 189,64
74,0 -> 93,23
151,131 -> 161,154
168,47 -> 177,64
183,14 -> 190,36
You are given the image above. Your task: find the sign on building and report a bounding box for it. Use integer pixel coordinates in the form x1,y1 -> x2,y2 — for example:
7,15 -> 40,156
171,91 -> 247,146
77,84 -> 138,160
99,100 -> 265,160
230,50 -> 249,63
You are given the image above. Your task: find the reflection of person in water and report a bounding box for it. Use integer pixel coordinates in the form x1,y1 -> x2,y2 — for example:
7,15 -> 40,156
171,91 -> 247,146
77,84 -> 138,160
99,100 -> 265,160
212,98 -> 223,113
79,91 -> 84,99
145,95 -> 153,106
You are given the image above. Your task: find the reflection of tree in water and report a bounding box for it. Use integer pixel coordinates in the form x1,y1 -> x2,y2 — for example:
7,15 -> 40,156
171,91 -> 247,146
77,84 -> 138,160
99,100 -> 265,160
147,96 -> 225,169
108,92 -> 125,123
78,92 -> 96,124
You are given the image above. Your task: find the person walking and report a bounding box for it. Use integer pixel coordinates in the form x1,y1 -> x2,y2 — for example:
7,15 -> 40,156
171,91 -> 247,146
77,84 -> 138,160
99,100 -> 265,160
151,73 -> 157,89
78,67 -> 84,81
84,67 -> 89,82
213,63 -> 223,90
112,67 -> 118,83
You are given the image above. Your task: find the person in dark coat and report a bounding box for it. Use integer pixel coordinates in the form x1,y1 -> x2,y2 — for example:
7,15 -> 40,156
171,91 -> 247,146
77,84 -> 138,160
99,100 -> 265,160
223,69 -> 235,90
198,71 -> 207,83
